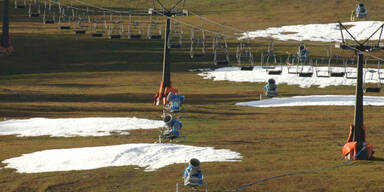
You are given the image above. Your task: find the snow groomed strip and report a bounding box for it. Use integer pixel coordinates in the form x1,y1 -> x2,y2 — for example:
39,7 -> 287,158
0,117 -> 165,137
199,66 -> 382,88
2,143 -> 242,173
236,95 -> 384,108
242,21 -> 384,42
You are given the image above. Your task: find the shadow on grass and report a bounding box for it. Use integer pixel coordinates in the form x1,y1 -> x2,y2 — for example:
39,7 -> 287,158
373,157 -> 384,162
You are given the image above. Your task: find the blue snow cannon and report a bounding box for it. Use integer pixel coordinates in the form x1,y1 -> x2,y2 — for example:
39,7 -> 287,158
163,114 -> 182,138
184,158 -> 203,186
264,78 -> 278,97
167,92 -> 184,112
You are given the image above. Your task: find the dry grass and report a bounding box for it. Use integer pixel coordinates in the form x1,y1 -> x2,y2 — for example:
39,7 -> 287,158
1,0 -> 384,192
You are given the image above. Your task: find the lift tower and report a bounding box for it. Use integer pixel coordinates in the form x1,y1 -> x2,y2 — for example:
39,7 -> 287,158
152,0 -> 188,105
337,21 -> 384,160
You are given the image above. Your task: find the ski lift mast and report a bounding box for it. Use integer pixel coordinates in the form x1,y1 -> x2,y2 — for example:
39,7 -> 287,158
336,21 -> 384,160
152,0 -> 188,105
1,0 -> 14,56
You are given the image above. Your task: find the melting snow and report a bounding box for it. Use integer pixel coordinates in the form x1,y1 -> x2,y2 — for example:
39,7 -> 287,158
198,66 -> 382,88
242,21 -> 384,42
236,95 -> 384,108
0,117 -> 165,137
2,143 -> 242,173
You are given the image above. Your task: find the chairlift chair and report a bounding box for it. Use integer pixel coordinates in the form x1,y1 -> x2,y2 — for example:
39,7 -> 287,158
236,42 -> 254,71
189,27 -> 206,59
329,56 -> 346,77
315,58 -> 331,78
213,35 -> 230,66
287,54 -> 299,74
363,59 -> 382,93
58,6 -> 71,30
108,15 -> 123,39
168,21 -> 183,48
296,44 -> 313,77
42,0 -> 56,24
73,11 -> 89,35
147,15 -> 162,40
346,58 -> 357,79
351,2 -> 367,21
261,41 -> 277,69
28,0 -> 41,18
267,57 -> 283,75
128,21 -> 142,39
91,18 -> 107,37
15,0 -> 26,8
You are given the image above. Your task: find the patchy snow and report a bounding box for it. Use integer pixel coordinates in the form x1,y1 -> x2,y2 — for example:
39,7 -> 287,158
198,66 -> 383,88
236,95 -> 384,108
0,117 -> 165,137
242,21 -> 384,42
2,143 -> 242,173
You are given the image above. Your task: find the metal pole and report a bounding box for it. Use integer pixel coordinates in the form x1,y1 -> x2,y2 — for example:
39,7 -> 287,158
354,50 -> 367,160
2,0 -> 10,48
162,15 -> 171,87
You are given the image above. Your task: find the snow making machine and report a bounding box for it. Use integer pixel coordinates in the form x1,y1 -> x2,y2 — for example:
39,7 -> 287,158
176,158 -> 207,192
351,2 -> 367,21
159,92 -> 185,143
264,78 -> 278,97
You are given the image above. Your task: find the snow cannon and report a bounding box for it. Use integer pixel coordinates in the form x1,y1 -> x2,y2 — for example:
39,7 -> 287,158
184,158 -> 203,186
163,114 -> 182,138
341,124 -> 374,160
264,78 -> 278,97
166,92 -> 184,112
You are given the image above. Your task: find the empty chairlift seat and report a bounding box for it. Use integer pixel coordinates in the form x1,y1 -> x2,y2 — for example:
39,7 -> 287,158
237,42 -> 254,70
213,35 -> 230,66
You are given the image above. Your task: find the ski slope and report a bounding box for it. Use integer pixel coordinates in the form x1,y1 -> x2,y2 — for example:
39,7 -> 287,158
2,143 -> 242,173
236,95 -> 384,108
242,21 -> 384,42
198,66 -> 382,88
0,117 -> 165,137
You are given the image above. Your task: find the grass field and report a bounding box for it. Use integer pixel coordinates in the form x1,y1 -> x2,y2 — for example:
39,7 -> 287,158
1,0 -> 384,191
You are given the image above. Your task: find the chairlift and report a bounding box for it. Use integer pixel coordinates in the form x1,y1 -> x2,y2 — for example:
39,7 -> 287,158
261,41 -> 277,69
15,0 -> 26,9
168,21 -> 183,48
317,54 -> 347,77
91,12 -> 107,37
147,15 -> 162,40
213,34 -> 230,66
108,14 -> 123,39
329,56 -> 346,77
236,42 -> 254,71
267,57 -> 283,75
287,44 -> 313,77
42,0 -> 56,24
28,0 -> 41,18
297,44 -> 313,77
73,10 -> 89,35
346,57 -> 358,79
58,6 -> 71,30
315,57 -> 331,78
363,59 -> 382,93
189,27 -> 206,59
351,2 -> 367,21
